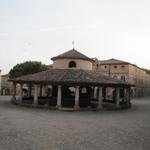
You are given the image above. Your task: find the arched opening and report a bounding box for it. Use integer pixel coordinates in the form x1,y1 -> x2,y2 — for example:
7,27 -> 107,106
113,75 -> 118,79
68,61 -> 76,68
23,88 -> 28,96
62,86 -> 75,107
79,87 -> 91,108
1,88 -> 11,95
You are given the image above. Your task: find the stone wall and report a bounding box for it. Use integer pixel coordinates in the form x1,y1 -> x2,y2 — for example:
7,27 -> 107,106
1,74 -> 13,95
93,60 -> 150,97
53,59 -> 93,70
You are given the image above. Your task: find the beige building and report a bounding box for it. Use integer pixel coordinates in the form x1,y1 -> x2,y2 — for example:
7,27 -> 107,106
92,58 -> 150,97
10,49 -> 132,111
51,49 -> 93,70
3,50 -> 150,98
1,74 -> 13,95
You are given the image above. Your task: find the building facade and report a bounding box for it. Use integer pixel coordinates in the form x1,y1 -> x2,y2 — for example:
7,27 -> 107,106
0,70 -> 1,95
92,58 -> 150,97
1,74 -> 14,95
9,49 -> 132,111
3,52 -> 150,98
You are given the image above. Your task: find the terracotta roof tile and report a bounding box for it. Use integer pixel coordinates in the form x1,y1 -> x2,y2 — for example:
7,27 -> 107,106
99,59 -> 129,65
9,69 -> 132,86
51,49 -> 94,62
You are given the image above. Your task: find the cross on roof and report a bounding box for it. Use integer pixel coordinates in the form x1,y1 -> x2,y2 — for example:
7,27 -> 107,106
72,41 -> 75,49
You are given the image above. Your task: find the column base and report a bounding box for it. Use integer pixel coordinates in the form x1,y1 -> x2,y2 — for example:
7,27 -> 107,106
97,106 -> 103,110
56,105 -> 62,110
59,107 -> 74,111
74,106 -> 80,111
32,104 -> 38,107
11,96 -> 17,104
116,104 -> 121,109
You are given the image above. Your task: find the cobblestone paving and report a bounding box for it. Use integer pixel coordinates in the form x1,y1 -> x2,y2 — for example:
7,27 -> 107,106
0,96 -> 150,150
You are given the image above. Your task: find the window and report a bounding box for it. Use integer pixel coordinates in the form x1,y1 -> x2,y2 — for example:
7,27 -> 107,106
96,64 -> 99,69
104,65 -> 107,69
114,66 -> 117,69
121,65 -> 125,68
121,75 -> 126,81
134,79 -> 137,84
68,61 -> 76,68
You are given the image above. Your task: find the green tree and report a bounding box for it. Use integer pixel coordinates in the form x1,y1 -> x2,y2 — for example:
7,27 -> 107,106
143,69 -> 150,75
9,61 -> 48,78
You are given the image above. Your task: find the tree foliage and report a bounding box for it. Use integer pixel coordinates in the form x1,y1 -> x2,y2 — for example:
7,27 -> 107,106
143,68 -> 150,75
9,61 -> 48,78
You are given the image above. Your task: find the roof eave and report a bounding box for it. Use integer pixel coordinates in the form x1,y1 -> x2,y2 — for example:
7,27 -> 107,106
51,57 -> 95,63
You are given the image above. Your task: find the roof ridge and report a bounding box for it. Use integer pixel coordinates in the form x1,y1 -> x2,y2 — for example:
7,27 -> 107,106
99,58 -> 130,65
51,49 -> 94,62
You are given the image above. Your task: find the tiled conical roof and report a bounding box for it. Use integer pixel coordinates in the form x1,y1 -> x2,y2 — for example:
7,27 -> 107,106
51,49 -> 94,62
9,69 -> 132,86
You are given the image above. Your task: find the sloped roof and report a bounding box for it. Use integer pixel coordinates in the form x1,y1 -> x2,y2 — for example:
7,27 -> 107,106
9,69 -> 132,86
99,59 -> 129,65
51,49 -> 94,62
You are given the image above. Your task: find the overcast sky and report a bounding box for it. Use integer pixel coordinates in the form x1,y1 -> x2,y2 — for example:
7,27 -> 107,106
0,0 -> 150,74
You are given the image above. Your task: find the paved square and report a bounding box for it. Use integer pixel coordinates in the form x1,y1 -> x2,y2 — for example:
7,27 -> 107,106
0,96 -> 150,150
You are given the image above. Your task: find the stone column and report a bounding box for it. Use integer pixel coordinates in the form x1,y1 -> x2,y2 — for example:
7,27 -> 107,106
57,85 -> 62,108
97,87 -> 103,109
116,88 -> 120,106
74,86 -> 80,110
122,88 -> 125,102
42,85 -> 47,97
28,84 -> 32,97
12,82 -> 17,102
19,83 -> 23,103
3,89 -> 5,95
126,87 -> 131,105
103,87 -> 106,100
34,84 -> 38,105
94,87 -> 98,99
13,82 -> 16,97
40,84 -> 42,97
48,85 -> 52,96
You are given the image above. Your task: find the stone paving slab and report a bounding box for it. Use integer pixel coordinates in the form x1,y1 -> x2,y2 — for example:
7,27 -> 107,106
0,96 -> 150,150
